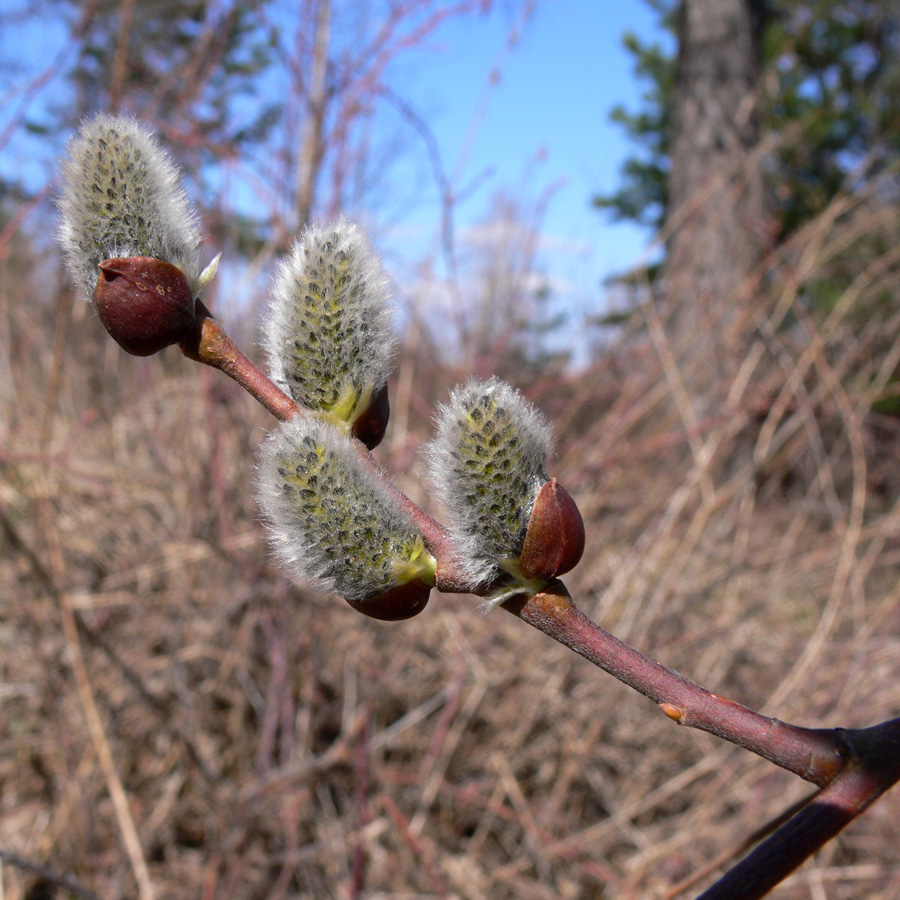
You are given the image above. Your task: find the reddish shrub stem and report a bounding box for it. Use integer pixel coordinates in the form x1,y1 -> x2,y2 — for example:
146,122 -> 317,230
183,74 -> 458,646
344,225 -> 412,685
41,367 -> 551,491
503,583 -> 847,784
180,300 -> 299,422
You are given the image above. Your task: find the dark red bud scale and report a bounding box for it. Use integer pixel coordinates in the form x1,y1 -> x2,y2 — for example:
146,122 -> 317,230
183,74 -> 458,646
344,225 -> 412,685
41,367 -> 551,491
345,578 -> 431,621
519,478 -> 585,581
94,257 -> 195,356
352,383 -> 391,450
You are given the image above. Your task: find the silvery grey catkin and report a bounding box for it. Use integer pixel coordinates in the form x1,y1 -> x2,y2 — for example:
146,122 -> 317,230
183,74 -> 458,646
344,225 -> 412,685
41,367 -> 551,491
57,113 -> 204,300
427,377 -> 554,590
257,417 -> 435,604
263,218 -> 396,430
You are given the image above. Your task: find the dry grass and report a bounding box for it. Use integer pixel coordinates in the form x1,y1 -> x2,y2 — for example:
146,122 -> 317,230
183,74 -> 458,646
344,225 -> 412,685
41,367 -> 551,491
2,184 -> 900,900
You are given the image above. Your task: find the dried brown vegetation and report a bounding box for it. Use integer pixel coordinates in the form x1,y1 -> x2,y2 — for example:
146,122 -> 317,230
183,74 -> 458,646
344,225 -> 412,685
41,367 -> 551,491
2,177 -> 900,900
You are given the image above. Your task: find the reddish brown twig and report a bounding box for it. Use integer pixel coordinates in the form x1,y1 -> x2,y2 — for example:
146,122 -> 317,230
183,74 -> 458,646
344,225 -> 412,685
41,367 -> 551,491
179,302 -> 461,567
180,300 -> 299,422
501,584 -> 846,785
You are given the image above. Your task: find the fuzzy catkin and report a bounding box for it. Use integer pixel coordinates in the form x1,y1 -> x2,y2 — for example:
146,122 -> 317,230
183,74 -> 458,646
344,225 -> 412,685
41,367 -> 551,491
427,377 -> 554,587
263,218 -> 395,423
58,114 -> 202,301
257,417 -> 432,602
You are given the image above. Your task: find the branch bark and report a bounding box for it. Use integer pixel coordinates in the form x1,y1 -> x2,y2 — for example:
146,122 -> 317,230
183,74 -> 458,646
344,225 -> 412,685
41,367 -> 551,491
697,718 -> 900,899
502,584 -> 846,785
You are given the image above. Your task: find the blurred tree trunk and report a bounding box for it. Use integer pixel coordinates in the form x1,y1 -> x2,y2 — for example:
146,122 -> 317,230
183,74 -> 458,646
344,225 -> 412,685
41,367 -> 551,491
665,0 -> 771,405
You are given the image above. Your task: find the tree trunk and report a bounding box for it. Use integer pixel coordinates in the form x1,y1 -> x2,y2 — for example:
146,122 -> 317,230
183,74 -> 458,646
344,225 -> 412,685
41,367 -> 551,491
665,0 -> 771,406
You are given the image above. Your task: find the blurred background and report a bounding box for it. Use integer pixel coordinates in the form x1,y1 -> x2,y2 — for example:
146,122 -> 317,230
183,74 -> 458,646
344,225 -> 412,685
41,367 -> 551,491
2,1 -> 900,898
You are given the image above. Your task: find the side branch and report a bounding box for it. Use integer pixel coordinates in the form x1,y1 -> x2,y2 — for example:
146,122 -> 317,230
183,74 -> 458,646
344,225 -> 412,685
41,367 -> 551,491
697,717 -> 900,900
503,584 -> 848,785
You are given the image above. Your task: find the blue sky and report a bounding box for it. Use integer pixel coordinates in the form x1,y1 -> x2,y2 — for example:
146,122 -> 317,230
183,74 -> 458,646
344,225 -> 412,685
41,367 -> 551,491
371,0 -> 670,355
396,1 -> 664,254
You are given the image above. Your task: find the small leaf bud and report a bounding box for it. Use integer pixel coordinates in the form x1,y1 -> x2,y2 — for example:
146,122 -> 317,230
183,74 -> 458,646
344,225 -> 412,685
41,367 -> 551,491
257,417 -> 436,614
263,218 -> 396,443
346,578 -> 432,621
94,257 -> 195,356
351,383 -> 390,450
519,478 -> 585,580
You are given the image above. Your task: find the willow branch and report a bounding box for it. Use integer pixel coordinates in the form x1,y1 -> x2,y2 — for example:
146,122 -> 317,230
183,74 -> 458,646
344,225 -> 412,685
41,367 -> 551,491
501,584 -> 848,785
178,315 -> 849,782
179,304 -> 460,565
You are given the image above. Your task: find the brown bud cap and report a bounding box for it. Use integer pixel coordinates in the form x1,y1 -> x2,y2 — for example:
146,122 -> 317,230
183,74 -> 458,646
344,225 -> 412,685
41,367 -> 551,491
345,577 -> 431,621
94,257 -> 195,356
351,383 -> 390,450
519,478 -> 585,580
